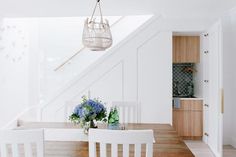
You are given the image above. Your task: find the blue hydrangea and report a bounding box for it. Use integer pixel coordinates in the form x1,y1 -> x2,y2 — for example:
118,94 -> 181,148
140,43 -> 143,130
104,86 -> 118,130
73,99 -> 106,121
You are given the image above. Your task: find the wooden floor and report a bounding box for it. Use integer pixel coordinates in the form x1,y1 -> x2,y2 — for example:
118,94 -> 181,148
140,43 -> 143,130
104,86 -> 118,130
184,140 -> 215,157
185,141 -> 236,157
223,145 -> 236,157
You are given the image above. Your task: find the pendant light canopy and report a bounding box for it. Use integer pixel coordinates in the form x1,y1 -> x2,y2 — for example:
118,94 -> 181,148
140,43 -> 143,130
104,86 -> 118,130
82,0 -> 113,51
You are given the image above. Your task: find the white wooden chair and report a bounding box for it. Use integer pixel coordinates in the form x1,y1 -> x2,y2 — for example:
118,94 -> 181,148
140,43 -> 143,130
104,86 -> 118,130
112,101 -> 140,123
0,129 -> 44,157
89,129 -> 154,157
64,101 -> 80,122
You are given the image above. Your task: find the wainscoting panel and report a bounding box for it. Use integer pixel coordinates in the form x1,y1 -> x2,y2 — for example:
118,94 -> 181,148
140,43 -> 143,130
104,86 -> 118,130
54,62 -> 124,121
41,17 -> 173,124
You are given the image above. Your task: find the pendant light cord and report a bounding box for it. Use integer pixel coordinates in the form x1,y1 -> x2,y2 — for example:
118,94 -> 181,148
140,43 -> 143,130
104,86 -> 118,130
90,0 -> 103,23
98,1 -> 103,23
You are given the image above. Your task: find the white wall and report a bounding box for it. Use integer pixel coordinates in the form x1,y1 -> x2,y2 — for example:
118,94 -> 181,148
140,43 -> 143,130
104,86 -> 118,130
137,32 -> 172,123
230,9 -> 236,148
37,16 -> 151,104
0,18 -> 30,127
0,0 -> 235,22
222,8 -> 236,147
39,15 -> 212,123
0,14 -> 212,127
41,17 -> 173,124
0,18 -> 42,128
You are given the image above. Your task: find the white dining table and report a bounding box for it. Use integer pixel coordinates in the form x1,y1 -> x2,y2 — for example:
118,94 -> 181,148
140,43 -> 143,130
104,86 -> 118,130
44,128 -> 88,141
17,122 -> 194,157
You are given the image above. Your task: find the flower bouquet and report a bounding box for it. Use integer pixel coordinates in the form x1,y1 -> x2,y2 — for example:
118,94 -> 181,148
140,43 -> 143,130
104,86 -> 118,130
69,96 -> 107,133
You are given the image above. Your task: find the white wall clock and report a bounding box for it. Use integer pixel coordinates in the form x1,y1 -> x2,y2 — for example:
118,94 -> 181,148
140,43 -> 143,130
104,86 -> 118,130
0,24 -> 28,62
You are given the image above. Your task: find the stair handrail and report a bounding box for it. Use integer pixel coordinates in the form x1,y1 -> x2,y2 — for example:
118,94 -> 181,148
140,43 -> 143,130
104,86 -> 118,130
54,16 -> 124,71
40,15 -> 160,120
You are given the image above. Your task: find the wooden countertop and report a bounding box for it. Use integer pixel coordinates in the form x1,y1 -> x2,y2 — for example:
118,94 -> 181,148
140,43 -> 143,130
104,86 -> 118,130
173,97 -> 204,101
18,122 -> 194,157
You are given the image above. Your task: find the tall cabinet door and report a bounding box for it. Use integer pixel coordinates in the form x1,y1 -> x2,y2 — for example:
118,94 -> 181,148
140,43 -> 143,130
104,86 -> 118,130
204,21 -> 223,157
202,32 -> 210,144
173,36 -> 187,62
173,36 -> 200,63
186,36 -> 200,62
137,32 -> 172,124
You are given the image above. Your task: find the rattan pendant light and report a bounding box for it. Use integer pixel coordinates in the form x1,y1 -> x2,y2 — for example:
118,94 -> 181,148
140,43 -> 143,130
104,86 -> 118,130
82,0 -> 112,51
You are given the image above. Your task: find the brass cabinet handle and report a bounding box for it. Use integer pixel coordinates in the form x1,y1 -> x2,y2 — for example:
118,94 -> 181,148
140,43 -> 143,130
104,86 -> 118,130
221,89 -> 224,114
204,104 -> 209,107
204,80 -> 209,83
204,132 -> 209,136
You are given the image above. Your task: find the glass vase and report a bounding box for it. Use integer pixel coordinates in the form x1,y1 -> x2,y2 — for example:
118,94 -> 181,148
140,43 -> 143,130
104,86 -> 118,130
84,120 -> 97,134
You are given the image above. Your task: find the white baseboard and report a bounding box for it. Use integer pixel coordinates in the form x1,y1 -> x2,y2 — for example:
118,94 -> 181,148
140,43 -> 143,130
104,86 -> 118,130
210,149 -> 221,157
223,136 -> 232,145
231,137 -> 236,148
208,144 -> 221,157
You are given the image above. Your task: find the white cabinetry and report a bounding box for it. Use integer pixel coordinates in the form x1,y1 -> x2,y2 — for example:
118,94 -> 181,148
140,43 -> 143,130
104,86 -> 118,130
138,32 -> 172,123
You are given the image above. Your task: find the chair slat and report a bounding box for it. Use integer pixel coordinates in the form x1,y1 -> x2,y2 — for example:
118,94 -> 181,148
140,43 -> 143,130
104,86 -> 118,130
100,143 -> 106,157
122,107 -> 125,124
25,143 -> 32,157
123,144 -> 129,157
12,143 -> 19,157
89,142 -> 96,157
135,144 -> 141,157
0,144 -> 7,157
133,107 -> 137,123
146,143 -> 153,157
64,101 -> 79,122
112,144 -> 118,157
127,107 -> 131,123
37,141 -> 44,157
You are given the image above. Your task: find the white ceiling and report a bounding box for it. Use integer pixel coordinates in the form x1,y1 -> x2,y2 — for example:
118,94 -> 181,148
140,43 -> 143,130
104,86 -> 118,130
0,0 -> 236,20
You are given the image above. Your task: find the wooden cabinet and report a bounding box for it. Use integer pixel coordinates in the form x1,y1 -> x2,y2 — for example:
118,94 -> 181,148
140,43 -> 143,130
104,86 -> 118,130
173,99 -> 203,140
173,36 -> 200,63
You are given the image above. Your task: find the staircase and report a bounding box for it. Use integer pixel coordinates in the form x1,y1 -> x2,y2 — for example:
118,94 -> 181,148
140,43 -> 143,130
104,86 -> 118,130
40,15 -> 154,105
40,15 -> 163,122
3,14 -> 172,128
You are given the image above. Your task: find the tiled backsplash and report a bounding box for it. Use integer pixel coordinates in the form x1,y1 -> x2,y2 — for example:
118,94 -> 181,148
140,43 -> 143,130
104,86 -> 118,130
173,63 -> 194,96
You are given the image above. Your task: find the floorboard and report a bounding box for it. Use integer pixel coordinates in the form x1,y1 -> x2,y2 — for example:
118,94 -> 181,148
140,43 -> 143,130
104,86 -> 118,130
223,145 -> 236,157
185,141 -> 236,157
184,140 -> 215,157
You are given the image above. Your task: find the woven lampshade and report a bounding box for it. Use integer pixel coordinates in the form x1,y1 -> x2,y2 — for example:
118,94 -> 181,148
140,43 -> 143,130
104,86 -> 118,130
82,18 -> 112,51
82,0 -> 112,51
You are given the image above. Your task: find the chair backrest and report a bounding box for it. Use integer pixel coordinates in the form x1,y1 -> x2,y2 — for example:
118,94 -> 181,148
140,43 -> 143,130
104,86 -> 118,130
0,129 -> 44,157
89,129 -> 153,157
112,101 -> 140,123
64,101 -> 79,122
